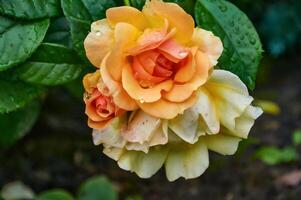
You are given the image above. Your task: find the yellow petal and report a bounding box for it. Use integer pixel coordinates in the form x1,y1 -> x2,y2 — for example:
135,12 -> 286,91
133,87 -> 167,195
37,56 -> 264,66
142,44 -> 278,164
84,19 -> 114,67
118,147 -> 168,178
169,108 -> 200,144
138,93 -> 197,119
122,63 -> 173,102
203,134 -> 241,155
165,140 -> 209,181
107,22 -> 141,81
190,28 -> 223,67
143,0 -> 194,44
106,6 -> 148,30
82,71 -> 100,93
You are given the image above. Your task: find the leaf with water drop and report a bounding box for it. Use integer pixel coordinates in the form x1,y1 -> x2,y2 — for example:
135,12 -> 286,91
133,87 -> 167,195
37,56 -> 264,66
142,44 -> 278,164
0,16 -> 49,71
195,0 -> 263,90
61,0 -> 117,61
18,43 -> 83,86
0,0 -> 61,19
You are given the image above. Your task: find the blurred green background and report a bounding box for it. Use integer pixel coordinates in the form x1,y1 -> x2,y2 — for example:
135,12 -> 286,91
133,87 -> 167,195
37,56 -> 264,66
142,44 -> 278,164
1,0 -> 301,199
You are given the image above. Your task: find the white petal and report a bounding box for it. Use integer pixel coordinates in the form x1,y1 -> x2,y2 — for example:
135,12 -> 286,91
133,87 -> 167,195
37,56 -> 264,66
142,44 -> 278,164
204,134 -> 241,155
122,110 -> 161,144
194,88 -> 220,134
103,145 -> 124,161
205,70 -> 253,131
92,117 -> 126,148
165,141 -> 209,181
169,108 -> 199,144
228,105 -> 263,139
118,147 -> 168,178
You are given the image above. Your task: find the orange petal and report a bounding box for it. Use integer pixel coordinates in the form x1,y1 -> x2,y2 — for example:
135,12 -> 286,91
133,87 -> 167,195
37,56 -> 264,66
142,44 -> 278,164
142,0 -> 194,44
122,63 -> 173,102
106,6 -> 148,30
83,71 -> 100,93
137,51 -> 160,74
132,57 -> 166,84
157,39 -> 188,63
164,50 -> 210,102
107,23 -> 140,81
174,49 -> 196,83
88,118 -> 113,129
138,93 -> 197,119
101,55 -> 138,111
84,19 -> 114,68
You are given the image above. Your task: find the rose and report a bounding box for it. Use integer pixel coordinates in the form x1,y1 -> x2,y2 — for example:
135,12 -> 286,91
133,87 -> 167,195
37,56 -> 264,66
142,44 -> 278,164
92,70 -> 263,181
83,71 -> 125,129
84,0 -> 223,119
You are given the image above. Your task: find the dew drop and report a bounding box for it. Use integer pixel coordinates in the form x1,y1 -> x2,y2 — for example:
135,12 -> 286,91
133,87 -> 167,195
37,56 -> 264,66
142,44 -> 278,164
139,98 -> 145,103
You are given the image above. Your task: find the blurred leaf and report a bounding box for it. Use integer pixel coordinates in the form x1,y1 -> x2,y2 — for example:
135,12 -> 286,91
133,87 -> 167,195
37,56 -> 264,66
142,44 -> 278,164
0,17 -> 49,71
77,176 -> 118,200
1,181 -> 35,200
61,0 -> 117,61
125,195 -> 143,200
259,2 -> 301,57
195,0 -> 263,90
293,130 -> 301,146
0,101 -> 40,148
254,99 -> 280,115
18,43 -> 83,86
255,146 -> 298,165
44,17 -> 72,47
129,0 -> 145,9
37,189 -> 74,200
0,79 -> 44,114
0,0 -> 61,19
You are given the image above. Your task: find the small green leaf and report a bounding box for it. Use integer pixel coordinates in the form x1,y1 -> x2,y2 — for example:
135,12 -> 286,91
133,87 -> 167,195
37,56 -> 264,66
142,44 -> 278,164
195,0 -> 263,89
0,181 -> 35,200
0,0 -> 61,19
61,0 -> 117,61
293,130 -> 301,146
0,101 -> 40,148
78,176 -> 118,200
36,189 -> 74,200
18,43 -> 83,86
44,17 -> 72,47
255,146 -> 298,165
0,17 -> 49,71
0,79 -> 44,113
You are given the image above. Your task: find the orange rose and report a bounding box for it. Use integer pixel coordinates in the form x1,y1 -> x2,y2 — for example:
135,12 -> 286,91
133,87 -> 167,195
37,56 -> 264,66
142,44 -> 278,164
84,0 -> 223,119
83,71 -> 125,129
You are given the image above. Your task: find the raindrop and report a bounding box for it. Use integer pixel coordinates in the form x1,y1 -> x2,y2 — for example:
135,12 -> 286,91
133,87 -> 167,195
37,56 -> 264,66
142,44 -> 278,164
139,98 -> 145,103
219,5 -> 227,12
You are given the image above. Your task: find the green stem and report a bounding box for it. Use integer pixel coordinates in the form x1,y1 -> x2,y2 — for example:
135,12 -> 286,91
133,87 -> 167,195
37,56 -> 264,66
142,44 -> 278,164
124,0 -> 131,6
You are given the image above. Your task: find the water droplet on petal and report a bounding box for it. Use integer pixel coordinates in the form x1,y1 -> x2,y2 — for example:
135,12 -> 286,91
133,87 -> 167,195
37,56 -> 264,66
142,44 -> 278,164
139,98 -> 145,103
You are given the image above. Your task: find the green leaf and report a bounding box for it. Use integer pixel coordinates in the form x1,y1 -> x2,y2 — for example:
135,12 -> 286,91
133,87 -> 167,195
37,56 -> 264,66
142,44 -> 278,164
36,189 -> 74,200
195,0 -> 263,90
44,17 -> 72,47
0,0 -> 61,19
61,0 -> 117,61
78,176 -> 118,200
0,101 -> 40,148
129,0 -> 195,14
0,17 -> 49,71
18,43 -> 83,86
0,79 -> 44,113
255,146 -> 298,165
293,130 -> 301,146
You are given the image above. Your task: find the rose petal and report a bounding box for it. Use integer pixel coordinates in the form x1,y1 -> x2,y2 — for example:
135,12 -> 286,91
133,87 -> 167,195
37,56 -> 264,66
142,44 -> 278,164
165,140 -> 209,181
84,19 -> 114,67
83,71 -> 100,93
143,0 -> 194,44
106,6 -> 148,30
138,93 -> 197,119
122,63 -> 173,102
203,134 -> 241,155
